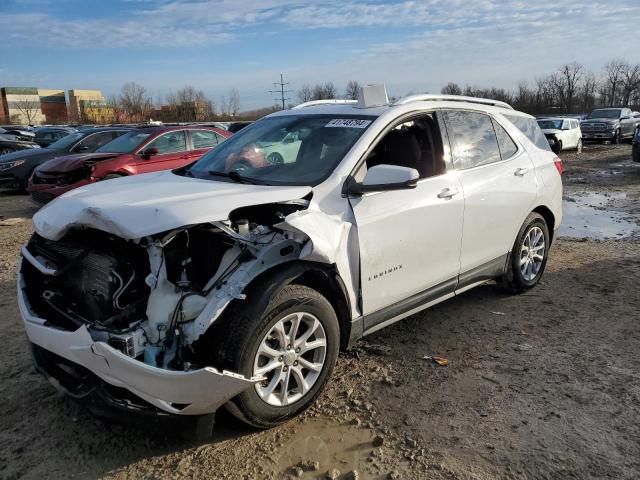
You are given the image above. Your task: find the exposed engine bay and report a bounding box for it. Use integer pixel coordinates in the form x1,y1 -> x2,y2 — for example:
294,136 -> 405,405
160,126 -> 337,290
21,200 -> 310,373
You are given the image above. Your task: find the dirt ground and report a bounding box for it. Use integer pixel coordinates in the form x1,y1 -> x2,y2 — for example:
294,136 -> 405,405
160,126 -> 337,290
0,144 -> 639,480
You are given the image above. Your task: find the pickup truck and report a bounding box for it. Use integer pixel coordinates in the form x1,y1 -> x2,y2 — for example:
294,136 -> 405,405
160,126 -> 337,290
580,108 -> 640,143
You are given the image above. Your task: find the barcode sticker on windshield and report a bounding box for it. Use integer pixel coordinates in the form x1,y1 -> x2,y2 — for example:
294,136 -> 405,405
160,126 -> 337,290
325,119 -> 372,128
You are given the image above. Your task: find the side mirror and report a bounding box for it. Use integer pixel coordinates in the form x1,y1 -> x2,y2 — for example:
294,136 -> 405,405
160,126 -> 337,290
620,116 -> 630,121
141,146 -> 159,159
74,145 -> 89,152
348,164 -> 419,196
283,136 -> 295,144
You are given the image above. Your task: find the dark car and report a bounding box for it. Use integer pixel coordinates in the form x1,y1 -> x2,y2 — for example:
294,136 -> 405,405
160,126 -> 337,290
29,125 -> 230,203
0,127 -> 130,190
0,129 -> 41,161
33,127 -> 77,148
580,108 -> 639,143
633,128 -> 640,163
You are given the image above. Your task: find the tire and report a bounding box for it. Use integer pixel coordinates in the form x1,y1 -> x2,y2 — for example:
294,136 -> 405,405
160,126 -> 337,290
499,212 -> 550,293
211,284 -> 340,428
613,129 -> 621,145
576,138 -> 582,153
551,140 -> 562,155
103,173 -> 124,180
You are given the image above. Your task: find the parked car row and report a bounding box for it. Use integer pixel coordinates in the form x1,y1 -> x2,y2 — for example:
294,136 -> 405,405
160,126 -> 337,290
536,107 -> 640,154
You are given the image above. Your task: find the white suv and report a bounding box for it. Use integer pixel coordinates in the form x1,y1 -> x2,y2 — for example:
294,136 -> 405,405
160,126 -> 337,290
18,87 -> 563,429
537,117 -> 582,154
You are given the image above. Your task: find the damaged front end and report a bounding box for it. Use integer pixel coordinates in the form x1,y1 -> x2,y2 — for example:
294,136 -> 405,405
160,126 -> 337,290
19,200 -> 312,416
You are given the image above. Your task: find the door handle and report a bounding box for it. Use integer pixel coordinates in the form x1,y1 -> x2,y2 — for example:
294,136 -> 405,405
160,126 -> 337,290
514,167 -> 528,177
437,187 -> 460,199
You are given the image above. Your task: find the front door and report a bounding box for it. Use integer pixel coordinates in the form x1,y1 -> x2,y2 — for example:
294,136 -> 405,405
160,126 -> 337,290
349,113 -> 464,319
134,130 -> 189,174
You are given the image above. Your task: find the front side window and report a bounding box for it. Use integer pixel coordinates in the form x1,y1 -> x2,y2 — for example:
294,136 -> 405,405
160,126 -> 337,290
444,111 -> 501,170
188,115 -> 374,186
97,131 -> 152,153
364,113 -> 447,178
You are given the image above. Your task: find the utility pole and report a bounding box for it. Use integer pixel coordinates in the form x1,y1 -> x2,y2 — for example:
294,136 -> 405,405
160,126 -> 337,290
269,73 -> 293,110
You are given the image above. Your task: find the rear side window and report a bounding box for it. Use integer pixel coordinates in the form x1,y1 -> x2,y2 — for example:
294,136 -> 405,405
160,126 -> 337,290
491,119 -> 518,159
191,130 -> 220,149
78,131 -> 119,151
147,131 -> 187,154
443,111 -> 501,169
503,114 -> 551,151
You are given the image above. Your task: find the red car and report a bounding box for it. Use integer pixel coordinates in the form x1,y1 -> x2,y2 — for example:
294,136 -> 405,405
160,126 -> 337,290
29,126 -> 230,203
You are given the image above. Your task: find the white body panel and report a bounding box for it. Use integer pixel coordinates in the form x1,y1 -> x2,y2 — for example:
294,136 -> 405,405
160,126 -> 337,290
457,149 -> 537,271
350,173 -> 464,314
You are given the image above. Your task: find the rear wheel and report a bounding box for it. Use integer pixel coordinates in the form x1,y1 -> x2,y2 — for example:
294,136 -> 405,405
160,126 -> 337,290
499,213 -> 549,293
212,284 -> 340,428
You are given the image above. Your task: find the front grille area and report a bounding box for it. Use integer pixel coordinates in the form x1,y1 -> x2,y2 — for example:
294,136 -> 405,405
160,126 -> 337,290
581,123 -> 608,131
31,168 -> 86,186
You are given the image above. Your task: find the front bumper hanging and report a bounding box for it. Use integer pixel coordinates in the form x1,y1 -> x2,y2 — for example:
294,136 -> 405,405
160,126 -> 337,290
18,271 -> 260,416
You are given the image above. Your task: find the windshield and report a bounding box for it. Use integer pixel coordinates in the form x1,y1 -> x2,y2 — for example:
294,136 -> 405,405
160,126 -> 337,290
47,131 -> 85,150
187,115 -> 374,186
537,120 -> 563,130
97,130 -> 152,153
587,109 -> 621,119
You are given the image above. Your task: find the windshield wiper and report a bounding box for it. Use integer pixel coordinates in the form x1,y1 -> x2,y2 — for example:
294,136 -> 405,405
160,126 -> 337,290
207,170 -> 258,184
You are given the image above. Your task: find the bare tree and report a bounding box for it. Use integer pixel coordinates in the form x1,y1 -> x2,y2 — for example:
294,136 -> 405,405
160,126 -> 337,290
297,84 -> 313,103
13,95 -> 41,125
441,82 -> 462,95
603,60 -> 627,105
119,82 -> 153,123
552,63 -> 583,113
579,72 -> 599,113
228,88 -> 241,117
322,82 -> 337,99
345,80 -> 360,100
620,64 -> 640,106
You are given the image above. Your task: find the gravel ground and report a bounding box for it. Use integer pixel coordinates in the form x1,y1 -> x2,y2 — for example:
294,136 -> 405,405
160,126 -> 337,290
0,144 -> 638,480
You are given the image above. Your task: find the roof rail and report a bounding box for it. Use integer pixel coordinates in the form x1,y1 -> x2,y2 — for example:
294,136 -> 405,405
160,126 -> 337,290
393,94 -> 514,110
292,99 -> 357,109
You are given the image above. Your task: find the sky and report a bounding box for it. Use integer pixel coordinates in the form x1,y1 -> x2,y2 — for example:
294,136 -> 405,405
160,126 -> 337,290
1,0 -> 639,110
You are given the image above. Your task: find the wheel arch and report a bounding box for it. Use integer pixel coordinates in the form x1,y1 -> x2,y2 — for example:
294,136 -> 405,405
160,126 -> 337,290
204,260 -> 353,352
532,205 -> 556,244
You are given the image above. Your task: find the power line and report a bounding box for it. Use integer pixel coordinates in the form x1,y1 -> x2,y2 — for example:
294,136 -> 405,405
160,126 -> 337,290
269,73 -> 294,110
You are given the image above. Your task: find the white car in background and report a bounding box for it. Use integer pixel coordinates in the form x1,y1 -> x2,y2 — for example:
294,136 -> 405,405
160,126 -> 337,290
19,87 -> 563,431
537,117 -> 582,154
256,128 -> 302,165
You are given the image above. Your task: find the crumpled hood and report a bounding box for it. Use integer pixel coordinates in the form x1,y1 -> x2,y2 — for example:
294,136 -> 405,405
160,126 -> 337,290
33,170 -> 312,241
37,152 -> 126,173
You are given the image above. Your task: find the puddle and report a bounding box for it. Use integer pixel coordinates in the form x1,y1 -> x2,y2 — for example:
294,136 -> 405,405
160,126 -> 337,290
275,420 -> 374,477
559,192 -> 637,239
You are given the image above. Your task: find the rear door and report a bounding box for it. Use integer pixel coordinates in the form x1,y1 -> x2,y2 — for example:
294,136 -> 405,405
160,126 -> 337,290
187,129 -> 224,161
134,130 -> 189,174
442,110 -> 538,285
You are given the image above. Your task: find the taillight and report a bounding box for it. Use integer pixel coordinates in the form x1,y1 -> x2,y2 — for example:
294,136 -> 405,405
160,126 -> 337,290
553,156 -> 563,175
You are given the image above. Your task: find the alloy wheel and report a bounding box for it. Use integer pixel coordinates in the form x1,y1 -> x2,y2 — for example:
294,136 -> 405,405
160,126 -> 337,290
253,312 -> 327,407
520,226 -> 545,281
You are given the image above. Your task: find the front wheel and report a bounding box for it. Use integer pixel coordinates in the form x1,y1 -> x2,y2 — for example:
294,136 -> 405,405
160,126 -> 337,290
613,129 -> 621,144
499,213 -> 550,293
212,284 -> 340,428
